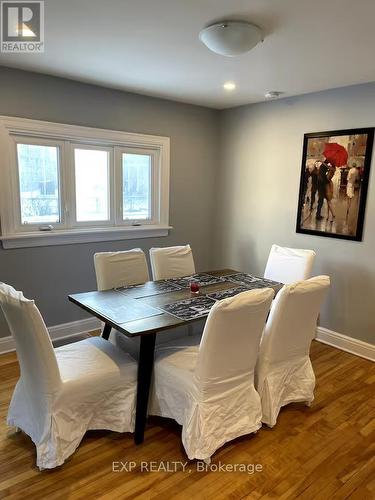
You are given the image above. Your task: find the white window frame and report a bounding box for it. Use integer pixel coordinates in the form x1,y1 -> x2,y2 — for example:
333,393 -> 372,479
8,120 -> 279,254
11,135 -> 68,232
115,146 -> 160,226
70,143 -> 114,228
0,116 -> 171,248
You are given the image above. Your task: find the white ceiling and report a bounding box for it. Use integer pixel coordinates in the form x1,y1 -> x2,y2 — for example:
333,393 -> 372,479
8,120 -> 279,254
1,0 -> 375,109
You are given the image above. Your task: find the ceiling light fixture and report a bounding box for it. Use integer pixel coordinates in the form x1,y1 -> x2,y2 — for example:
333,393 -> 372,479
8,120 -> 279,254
199,21 -> 263,57
223,82 -> 236,91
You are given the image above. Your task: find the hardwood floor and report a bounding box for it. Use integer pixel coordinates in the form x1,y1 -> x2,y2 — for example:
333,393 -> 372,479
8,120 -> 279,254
0,341 -> 374,500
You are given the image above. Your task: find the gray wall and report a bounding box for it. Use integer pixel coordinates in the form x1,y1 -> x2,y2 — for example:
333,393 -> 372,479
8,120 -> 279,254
215,83 -> 375,345
1,67 -> 374,346
0,67 -> 219,336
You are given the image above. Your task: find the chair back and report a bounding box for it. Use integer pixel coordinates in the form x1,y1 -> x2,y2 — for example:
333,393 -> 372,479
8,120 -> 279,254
149,245 -> 195,280
195,288 -> 274,395
0,283 -> 61,421
264,244 -> 316,284
94,249 -> 150,290
260,276 -> 330,364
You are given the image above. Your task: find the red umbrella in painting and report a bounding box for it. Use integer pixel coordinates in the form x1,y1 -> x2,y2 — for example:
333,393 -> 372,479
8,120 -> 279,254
323,143 -> 348,167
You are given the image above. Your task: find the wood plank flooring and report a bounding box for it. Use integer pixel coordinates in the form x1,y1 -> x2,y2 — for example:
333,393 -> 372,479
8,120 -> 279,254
0,341 -> 374,499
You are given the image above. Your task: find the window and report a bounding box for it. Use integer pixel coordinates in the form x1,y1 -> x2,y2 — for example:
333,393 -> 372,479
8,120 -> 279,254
17,142 -> 61,225
0,117 -> 170,248
73,147 -> 111,223
122,152 -> 152,221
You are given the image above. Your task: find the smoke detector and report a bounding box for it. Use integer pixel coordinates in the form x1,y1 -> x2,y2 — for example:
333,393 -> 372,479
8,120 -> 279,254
265,91 -> 284,99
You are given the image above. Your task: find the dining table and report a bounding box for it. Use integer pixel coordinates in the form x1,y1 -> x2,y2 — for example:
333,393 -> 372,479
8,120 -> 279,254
68,269 -> 283,445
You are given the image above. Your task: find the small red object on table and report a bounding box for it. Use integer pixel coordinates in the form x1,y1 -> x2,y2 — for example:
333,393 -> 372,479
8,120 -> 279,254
190,281 -> 200,295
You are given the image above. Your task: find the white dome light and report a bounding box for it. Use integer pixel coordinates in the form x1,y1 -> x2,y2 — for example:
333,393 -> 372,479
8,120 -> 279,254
199,21 -> 263,57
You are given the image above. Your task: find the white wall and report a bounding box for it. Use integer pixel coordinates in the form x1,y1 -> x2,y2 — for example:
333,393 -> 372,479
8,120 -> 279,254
216,83 -> 375,345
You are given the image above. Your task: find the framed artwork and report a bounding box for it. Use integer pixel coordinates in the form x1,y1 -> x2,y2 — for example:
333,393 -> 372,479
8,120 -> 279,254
296,128 -> 374,241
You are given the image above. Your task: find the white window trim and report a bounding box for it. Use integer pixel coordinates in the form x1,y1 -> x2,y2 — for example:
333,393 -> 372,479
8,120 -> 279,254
0,116 -> 171,248
115,146 -> 160,226
70,143 -> 114,228
11,136 -> 68,232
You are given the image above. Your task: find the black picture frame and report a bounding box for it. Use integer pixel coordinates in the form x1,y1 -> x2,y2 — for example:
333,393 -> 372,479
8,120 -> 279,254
296,127 -> 374,241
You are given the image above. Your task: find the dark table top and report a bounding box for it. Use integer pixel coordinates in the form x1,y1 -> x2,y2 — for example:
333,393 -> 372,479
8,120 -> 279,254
68,269 -> 283,337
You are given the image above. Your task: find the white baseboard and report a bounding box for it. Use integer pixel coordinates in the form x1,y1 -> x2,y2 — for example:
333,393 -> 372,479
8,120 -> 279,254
1,318 -> 373,362
316,326 -> 375,362
0,336 -> 15,355
0,317 -> 101,355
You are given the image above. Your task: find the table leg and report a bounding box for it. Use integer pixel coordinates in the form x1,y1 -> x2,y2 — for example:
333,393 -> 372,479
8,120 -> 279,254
102,323 -> 112,340
134,333 -> 156,444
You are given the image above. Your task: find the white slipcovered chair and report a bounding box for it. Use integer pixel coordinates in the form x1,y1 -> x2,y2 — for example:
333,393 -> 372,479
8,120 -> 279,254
149,244 -> 199,340
94,248 -> 186,356
94,248 -> 150,291
0,283 -> 137,469
149,245 -> 196,281
255,275 -> 330,427
264,244 -> 316,284
149,288 -> 274,462
94,248 -> 150,356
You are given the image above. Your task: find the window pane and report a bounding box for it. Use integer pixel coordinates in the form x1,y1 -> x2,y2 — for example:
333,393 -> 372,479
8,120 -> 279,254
74,149 -> 110,222
17,144 -> 61,225
122,153 -> 151,220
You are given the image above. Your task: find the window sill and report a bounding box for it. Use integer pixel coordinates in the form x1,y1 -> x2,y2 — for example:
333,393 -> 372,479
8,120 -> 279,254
0,225 -> 172,249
